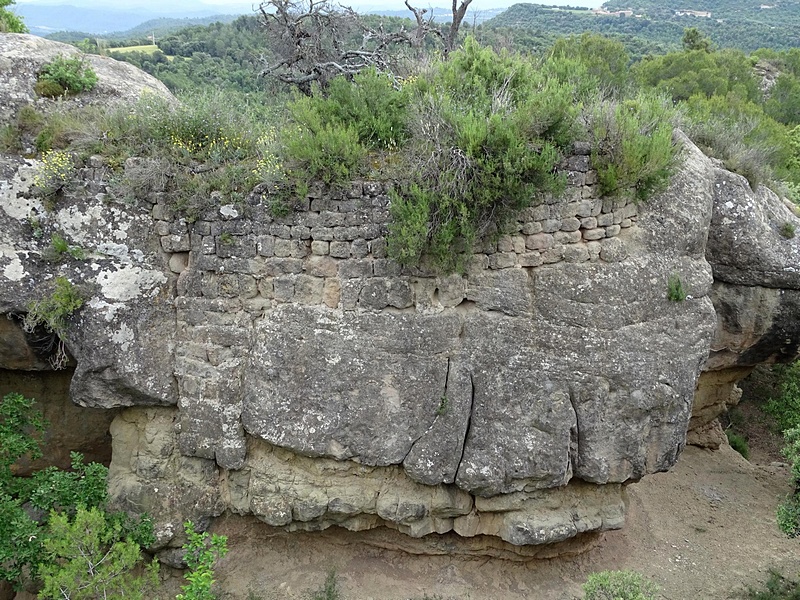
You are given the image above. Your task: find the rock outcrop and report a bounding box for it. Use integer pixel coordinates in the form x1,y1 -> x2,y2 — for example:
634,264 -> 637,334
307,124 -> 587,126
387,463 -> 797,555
1,35 -> 799,556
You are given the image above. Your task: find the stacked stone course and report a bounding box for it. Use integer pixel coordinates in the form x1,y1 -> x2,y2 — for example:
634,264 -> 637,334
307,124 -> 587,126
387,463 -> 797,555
152,151 -> 639,315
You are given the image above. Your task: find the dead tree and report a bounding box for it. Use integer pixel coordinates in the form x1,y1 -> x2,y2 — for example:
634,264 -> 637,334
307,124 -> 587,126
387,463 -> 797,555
258,0 -> 474,93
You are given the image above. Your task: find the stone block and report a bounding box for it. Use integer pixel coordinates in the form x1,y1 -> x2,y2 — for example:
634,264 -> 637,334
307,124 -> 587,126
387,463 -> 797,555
310,226 -> 334,241
599,237 -> 627,262
257,277 -> 274,299
273,276 -> 295,302
322,278 -> 341,308
294,275 -> 324,305
305,256 -> 338,278
489,252 -> 517,269
274,239 -> 292,258
542,246 -> 565,264
580,217 -> 597,230
289,240 -> 310,259
320,211 -> 347,227
541,219 -> 561,233
563,245 -> 589,263
597,213 -> 614,227
311,241 -> 329,256
554,231 -> 581,245
351,238 -> 369,259
605,224 -> 621,237
373,258 -> 402,277
370,238 -> 387,258
330,241 -> 350,259
497,236 -> 514,253
518,252 -> 543,267
292,225 -> 311,240
339,259 -> 373,279
525,233 -> 554,251
270,224 -> 291,239
256,235 -> 275,257
582,228 -> 606,241
560,217 -> 581,232
620,218 -> 633,229
264,258 -> 303,276
521,221 -> 543,235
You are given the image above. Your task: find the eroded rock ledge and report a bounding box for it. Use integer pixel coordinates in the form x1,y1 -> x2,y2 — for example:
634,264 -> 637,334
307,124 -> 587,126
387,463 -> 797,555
1,36 -> 799,557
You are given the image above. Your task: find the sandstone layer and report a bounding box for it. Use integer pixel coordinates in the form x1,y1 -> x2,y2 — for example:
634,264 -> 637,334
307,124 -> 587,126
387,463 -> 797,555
1,36 -> 799,556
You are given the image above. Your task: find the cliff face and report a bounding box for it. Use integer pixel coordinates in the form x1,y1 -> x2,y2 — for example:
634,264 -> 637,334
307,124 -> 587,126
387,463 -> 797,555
1,35 -> 799,557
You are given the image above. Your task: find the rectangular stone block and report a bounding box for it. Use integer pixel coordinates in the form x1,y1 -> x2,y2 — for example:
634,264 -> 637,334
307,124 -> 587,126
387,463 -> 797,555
304,255 -> 338,278
339,259 -> 373,279
257,235 -> 275,257
525,233 -> 554,251
518,252 -> 543,267
310,226 -> 334,241
329,241 -> 350,259
311,240 -> 329,256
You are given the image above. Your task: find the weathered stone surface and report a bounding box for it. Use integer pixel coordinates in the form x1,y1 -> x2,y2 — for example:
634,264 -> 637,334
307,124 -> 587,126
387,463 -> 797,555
0,34 -> 173,128
2,56 -> 800,559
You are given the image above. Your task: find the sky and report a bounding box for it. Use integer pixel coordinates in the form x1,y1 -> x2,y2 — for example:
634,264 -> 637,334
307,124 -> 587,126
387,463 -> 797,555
14,0 -> 607,13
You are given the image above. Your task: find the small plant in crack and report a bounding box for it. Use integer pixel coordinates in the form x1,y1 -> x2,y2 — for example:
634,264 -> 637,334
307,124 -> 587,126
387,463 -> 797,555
22,276 -> 84,369
666,273 -> 687,302
436,396 -> 449,416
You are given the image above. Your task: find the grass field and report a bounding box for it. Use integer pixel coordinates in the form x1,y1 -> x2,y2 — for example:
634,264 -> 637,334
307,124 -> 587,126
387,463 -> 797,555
111,44 -> 160,54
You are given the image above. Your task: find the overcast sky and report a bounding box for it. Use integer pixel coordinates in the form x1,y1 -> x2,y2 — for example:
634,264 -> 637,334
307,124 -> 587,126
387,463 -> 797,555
15,0 -> 607,12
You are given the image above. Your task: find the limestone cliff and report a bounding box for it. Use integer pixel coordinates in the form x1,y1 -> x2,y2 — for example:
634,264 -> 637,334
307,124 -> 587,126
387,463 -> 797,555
1,35 -> 799,557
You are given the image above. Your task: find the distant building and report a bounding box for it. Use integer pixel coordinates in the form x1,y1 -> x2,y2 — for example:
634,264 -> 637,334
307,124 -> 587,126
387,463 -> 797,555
591,8 -> 634,17
675,9 -> 712,17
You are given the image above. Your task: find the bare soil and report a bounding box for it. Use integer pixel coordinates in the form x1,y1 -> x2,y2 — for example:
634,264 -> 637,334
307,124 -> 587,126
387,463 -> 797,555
184,443 -> 798,600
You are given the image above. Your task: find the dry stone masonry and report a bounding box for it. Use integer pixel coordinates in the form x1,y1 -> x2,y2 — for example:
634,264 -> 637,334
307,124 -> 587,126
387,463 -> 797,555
2,36 -> 800,558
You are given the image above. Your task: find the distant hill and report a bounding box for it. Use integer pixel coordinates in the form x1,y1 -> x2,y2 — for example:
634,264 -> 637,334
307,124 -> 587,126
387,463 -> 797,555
484,1 -> 800,51
46,15 -> 242,43
364,6 -> 508,24
16,3 -> 246,37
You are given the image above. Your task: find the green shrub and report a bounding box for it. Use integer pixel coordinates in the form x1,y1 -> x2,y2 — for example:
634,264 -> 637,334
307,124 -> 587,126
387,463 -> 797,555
683,93 -> 792,189
780,222 -> 796,239
764,362 -> 800,433
587,92 -> 680,202
38,55 -> 98,96
33,78 -> 66,99
32,149 -> 75,199
0,393 -> 125,590
22,276 -> 84,369
726,429 -> 750,459
176,521 -> 228,600
387,39 -> 574,271
38,507 -> 159,600
582,570 -> 658,600
666,273 -> 687,302
46,233 -> 85,261
778,426 -> 800,537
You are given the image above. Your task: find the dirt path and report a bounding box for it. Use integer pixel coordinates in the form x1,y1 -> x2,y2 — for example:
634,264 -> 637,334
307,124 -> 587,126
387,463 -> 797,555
196,444 -> 798,600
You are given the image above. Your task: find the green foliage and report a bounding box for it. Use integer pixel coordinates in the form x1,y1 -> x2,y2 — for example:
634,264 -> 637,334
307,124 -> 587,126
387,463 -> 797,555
682,27 -> 711,52
0,393 -> 46,485
778,426 -> 800,537
388,39 -> 574,271
745,570 -> 800,600
726,429 -> 750,459
34,79 -> 66,99
47,233 -> 85,261
38,55 -> 98,96
176,521 -> 228,600
588,92 -> 679,201
780,222 -> 797,239
24,276 -> 84,340
548,33 -> 631,96
666,273 -> 687,302
38,507 -> 159,600
0,0 -> 27,33
634,48 -> 759,103
0,394 -> 120,590
307,570 -> 342,600
684,93 -> 793,189
33,150 -> 75,199
23,276 -> 84,369
582,570 -> 658,600
764,362 -> 800,433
